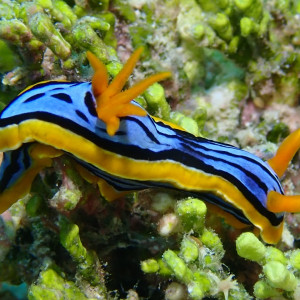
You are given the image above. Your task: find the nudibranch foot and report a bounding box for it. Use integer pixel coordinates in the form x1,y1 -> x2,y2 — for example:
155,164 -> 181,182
264,128 -> 300,216
259,222 -> 284,247
87,48 -> 171,136
75,163 -> 129,201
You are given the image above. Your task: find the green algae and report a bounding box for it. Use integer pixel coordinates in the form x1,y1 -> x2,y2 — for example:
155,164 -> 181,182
59,216 -> 107,292
264,261 -> 297,291
176,198 -> 207,233
140,258 -> 160,273
266,122 -> 290,143
0,0 -> 114,90
143,82 -> 171,119
28,268 -> 89,300
236,232 -> 267,263
236,232 -> 300,299
141,198 -> 249,299
30,12 -> 71,60
179,236 -> 199,263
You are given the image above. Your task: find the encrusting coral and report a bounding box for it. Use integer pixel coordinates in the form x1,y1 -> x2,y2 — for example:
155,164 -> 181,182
0,0 -> 300,299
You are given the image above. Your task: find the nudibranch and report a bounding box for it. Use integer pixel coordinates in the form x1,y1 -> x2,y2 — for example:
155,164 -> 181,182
0,48 -> 299,244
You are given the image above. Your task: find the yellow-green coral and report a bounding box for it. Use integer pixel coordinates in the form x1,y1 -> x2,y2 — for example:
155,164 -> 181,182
236,232 -> 300,299
236,232 -> 267,263
28,268 -> 89,300
176,198 -> 207,233
141,198 -> 249,299
59,216 -> 106,290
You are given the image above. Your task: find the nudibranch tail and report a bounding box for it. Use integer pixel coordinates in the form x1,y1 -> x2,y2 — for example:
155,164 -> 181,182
87,48 -> 171,136
267,191 -> 300,213
267,128 -> 300,178
266,128 -> 300,214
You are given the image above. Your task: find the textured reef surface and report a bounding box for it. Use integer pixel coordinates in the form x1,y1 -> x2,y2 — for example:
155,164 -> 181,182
0,0 -> 300,299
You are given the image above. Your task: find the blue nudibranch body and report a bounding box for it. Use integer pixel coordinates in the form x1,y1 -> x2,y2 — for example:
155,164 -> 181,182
0,48 -> 300,244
